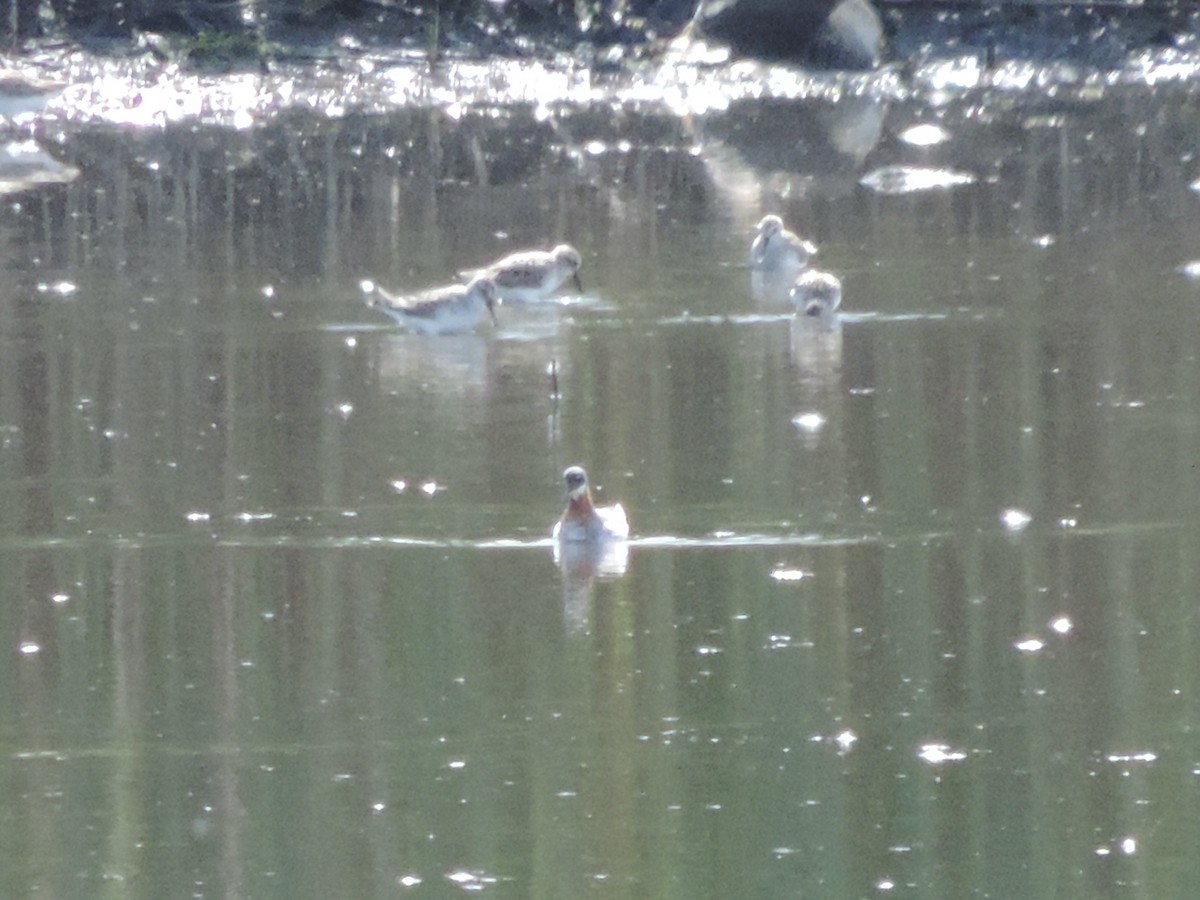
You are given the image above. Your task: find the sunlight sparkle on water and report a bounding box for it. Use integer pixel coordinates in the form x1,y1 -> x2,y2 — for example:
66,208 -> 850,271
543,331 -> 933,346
770,567 -> 810,582
1014,637 -> 1044,653
1095,836 -> 1138,857
37,280 -> 77,296
917,743 -> 966,764
899,123 -> 949,146
859,165 -> 976,194
446,869 -> 498,892
235,511 -> 275,522
1001,508 -> 1032,531
792,412 -> 825,433
1050,616 -> 1072,634
1106,751 -> 1157,764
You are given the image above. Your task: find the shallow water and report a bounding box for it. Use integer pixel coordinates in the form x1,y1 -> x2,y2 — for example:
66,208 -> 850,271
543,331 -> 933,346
3,53 -> 1200,896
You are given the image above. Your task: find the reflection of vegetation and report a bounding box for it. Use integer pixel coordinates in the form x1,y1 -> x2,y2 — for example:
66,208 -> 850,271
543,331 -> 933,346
187,30 -> 266,69
3,0 -> 600,46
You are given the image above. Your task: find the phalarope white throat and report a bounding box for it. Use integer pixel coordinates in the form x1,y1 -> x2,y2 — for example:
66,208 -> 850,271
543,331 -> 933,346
362,274 -> 498,335
552,465 -> 629,543
0,70 -> 65,119
750,215 -> 817,272
473,244 -> 583,304
789,269 -> 842,319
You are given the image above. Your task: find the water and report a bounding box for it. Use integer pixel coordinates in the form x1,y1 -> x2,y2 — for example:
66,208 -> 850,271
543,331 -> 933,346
3,58 -> 1200,896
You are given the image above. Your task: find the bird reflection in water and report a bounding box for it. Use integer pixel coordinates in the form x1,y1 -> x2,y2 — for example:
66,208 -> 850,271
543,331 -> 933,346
555,537 -> 630,632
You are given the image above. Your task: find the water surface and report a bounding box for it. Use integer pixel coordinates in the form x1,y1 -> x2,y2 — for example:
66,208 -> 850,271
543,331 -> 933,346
2,58 -> 1200,896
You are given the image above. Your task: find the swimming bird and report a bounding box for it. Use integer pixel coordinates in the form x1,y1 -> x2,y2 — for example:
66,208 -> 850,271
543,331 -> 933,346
361,274 -> 498,335
750,214 -> 817,272
789,269 -> 843,319
472,244 -> 583,304
552,465 -> 629,543
0,70 -> 65,120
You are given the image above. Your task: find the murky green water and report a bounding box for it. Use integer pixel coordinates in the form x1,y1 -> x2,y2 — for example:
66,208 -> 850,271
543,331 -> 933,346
3,60 -> 1200,897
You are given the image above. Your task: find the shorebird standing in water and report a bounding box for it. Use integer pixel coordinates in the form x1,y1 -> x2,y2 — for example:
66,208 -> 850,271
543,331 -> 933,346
361,274 -> 499,335
789,269 -> 843,319
471,244 -> 583,304
552,465 -> 629,543
750,214 -> 817,273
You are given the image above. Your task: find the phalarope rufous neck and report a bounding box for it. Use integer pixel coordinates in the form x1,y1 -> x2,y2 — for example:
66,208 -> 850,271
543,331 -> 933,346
552,465 -> 629,543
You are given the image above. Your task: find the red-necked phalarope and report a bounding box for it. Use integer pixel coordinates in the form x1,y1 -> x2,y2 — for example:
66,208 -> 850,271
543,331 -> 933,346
552,465 -> 629,543
473,244 -> 583,304
362,274 -> 498,335
750,215 -> 817,272
789,269 -> 842,319
0,69 -> 65,119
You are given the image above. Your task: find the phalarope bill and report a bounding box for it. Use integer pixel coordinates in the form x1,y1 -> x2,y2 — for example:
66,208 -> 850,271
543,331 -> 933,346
472,243 -> 583,304
750,215 -> 817,272
0,70 -> 65,119
789,269 -> 842,319
362,274 -> 498,335
552,465 -> 629,543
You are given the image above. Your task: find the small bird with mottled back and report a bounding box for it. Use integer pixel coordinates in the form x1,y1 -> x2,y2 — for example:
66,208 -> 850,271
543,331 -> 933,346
552,465 -> 629,543
750,214 -> 817,273
470,244 -> 583,304
361,274 -> 499,335
789,269 -> 842,319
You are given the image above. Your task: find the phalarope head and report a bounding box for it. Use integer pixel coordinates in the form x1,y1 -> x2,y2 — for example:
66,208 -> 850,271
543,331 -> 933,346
563,465 -> 589,498
564,468 -> 592,496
